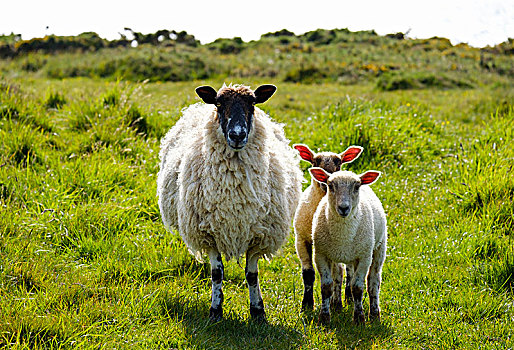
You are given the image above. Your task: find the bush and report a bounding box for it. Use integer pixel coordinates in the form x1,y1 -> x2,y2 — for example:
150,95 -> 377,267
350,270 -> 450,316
377,71 -> 474,91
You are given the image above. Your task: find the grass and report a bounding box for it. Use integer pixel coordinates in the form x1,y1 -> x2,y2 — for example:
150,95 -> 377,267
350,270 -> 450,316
0,72 -> 513,349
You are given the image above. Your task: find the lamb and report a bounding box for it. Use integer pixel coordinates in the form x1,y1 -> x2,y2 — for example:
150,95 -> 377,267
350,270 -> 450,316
292,144 -> 363,310
308,167 -> 387,324
157,84 -> 302,322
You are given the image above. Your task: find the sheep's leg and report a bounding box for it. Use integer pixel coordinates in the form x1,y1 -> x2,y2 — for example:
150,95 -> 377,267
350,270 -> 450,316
208,249 -> 224,322
330,262 -> 343,312
245,251 -> 266,322
345,264 -> 354,304
296,238 -> 315,310
351,259 -> 370,325
315,253 -> 333,324
367,243 -> 386,322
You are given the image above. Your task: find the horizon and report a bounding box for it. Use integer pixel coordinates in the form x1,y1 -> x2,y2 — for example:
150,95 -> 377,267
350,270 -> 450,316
1,0 -> 513,48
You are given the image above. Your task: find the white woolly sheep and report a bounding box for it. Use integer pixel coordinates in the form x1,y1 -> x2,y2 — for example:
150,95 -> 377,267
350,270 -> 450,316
309,167 -> 387,324
292,143 -> 363,310
157,84 -> 302,322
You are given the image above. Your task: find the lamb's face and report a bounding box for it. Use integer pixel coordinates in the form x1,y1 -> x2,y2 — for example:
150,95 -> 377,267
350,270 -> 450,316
309,168 -> 381,218
196,84 -> 277,151
312,152 -> 343,173
293,144 -> 363,192
326,172 -> 361,217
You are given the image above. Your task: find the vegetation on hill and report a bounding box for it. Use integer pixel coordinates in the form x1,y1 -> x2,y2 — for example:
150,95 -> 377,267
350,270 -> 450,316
1,28 -> 513,88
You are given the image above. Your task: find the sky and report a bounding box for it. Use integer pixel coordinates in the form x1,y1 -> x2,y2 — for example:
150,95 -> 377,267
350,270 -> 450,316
1,0 -> 513,48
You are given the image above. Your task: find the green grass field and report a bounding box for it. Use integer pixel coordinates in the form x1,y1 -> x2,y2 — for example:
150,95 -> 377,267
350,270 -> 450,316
1,29 -> 513,349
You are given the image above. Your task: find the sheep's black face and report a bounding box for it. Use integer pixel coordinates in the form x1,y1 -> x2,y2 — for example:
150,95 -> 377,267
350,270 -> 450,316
196,84 -> 277,151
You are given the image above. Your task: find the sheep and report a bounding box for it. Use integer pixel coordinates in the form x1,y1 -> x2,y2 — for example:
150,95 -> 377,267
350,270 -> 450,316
292,144 -> 363,311
308,167 -> 387,324
157,83 -> 302,322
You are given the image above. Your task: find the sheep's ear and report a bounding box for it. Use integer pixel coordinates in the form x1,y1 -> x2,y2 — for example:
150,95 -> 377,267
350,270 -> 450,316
293,144 -> 315,163
360,171 -> 381,185
254,84 -> 277,104
340,146 -> 363,164
195,86 -> 217,104
309,167 -> 330,184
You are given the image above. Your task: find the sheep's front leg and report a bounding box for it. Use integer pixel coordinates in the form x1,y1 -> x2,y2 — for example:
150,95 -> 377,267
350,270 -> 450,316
296,238 -> 315,310
208,249 -> 224,322
351,259 -> 370,324
245,251 -> 266,322
345,264 -> 354,304
330,262 -> 344,312
315,253 -> 333,324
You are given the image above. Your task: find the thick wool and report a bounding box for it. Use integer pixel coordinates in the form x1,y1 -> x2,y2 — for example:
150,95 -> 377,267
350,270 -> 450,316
157,103 -> 302,261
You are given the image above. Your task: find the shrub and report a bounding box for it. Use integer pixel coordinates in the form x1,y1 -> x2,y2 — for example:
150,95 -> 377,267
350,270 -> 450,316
377,71 -> 474,91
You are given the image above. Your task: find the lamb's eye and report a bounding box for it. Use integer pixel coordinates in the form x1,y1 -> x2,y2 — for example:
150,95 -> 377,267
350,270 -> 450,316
354,184 -> 361,192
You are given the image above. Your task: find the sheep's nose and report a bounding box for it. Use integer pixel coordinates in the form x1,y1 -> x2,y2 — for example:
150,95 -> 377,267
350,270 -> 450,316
337,205 -> 351,217
229,129 -> 247,142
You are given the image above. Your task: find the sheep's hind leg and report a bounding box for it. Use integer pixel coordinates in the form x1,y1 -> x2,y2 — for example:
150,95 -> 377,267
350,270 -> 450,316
367,243 -> 386,322
296,238 -> 315,310
208,249 -> 224,322
246,250 -> 266,322
330,262 -> 343,312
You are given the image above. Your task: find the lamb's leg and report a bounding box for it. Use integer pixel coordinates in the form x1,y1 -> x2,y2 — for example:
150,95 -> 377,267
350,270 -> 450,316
345,264 -> 354,304
296,237 -> 315,310
330,262 -> 343,312
315,253 -> 333,324
245,251 -> 266,322
208,249 -> 224,322
367,242 -> 386,322
351,259 -> 370,325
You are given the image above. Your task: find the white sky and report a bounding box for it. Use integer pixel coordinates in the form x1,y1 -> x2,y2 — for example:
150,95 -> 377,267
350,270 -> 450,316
1,0 -> 513,47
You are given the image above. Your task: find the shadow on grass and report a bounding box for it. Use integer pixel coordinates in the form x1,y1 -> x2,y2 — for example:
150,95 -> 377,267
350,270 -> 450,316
158,292 -> 305,350
301,306 -> 394,349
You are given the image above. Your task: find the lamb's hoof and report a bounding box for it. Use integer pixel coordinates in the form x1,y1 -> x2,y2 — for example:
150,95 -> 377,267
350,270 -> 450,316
250,307 -> 267,324
353,311 -> 365,325
370,311 -> 381,323
318,311 -> 331,325
331,299 -> 343,312
209,306 -> 223,323
301,299 -> 314,312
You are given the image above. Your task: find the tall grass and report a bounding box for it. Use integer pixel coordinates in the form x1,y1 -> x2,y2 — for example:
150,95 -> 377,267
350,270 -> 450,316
0,77 -> 513,349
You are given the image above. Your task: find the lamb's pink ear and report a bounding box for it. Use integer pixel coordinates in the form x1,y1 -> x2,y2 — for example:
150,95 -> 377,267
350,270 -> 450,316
341,146 -> 363,164
195,86 -> 217,104
293,144 -> 315,163
254,84 -> 277,103
309,167 -> 330,184
360,171 -> 381,185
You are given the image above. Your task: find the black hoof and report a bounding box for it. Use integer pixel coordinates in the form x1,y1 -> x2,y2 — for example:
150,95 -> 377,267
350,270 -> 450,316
318,311 -> 331,325
353,311 -> 365,325
301,298 -> 314,311
209,306 -> 223,322
331,299 -> 343,312
250,307 -> 267,323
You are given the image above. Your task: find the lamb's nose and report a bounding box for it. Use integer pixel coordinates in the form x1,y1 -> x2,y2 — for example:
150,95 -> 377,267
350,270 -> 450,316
338,205 -> 351,217
229,130 -> 246,142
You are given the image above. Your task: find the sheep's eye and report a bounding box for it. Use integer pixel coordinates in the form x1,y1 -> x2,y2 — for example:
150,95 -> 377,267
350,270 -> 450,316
216,102 -> 221,108
354,184 -> 361,192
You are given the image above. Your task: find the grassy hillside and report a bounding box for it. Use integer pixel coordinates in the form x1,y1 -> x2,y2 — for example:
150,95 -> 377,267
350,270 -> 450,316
0,28 -> 513,349
1,29 -> 513,88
